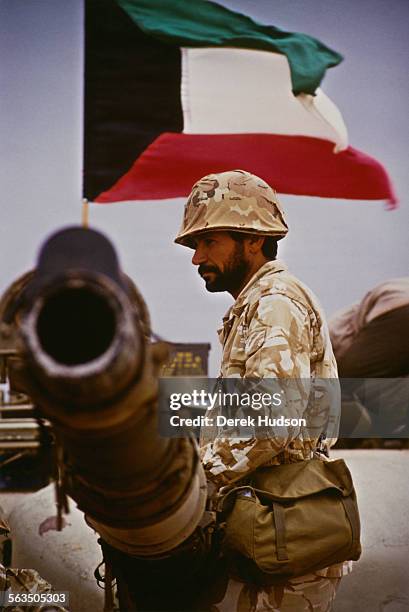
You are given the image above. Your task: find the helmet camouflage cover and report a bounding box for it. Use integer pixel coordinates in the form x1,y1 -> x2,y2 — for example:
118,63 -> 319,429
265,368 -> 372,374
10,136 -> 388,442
174,169 -> 288,248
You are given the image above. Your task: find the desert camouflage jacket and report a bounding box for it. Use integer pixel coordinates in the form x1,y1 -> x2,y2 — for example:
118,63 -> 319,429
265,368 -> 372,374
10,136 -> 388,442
200,260 -> 339,489
0,563 -> 68,612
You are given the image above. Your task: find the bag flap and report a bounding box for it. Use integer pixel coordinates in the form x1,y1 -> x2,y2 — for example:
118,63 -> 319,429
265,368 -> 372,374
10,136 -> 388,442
251,459 -> 354,501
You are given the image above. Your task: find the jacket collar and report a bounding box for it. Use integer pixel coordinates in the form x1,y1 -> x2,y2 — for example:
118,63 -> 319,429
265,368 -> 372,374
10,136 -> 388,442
219,260 -> 287,340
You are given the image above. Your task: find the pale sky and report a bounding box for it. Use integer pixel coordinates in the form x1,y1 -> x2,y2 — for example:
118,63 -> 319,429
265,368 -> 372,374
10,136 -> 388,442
1,0 -> 408,375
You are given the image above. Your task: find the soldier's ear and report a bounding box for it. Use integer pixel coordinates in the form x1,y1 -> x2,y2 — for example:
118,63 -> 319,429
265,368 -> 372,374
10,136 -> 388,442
246,236 -> 265,254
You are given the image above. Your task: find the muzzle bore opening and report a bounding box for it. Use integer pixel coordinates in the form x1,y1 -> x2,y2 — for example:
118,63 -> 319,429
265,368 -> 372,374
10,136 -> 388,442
35,286 -> 117,366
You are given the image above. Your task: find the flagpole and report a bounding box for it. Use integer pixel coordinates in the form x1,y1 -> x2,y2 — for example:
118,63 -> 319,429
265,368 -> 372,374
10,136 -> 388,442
82,199 -> 89,228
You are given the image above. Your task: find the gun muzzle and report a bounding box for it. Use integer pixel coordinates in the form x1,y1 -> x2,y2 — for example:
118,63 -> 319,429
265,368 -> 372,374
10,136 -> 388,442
7,227 -> 206,556
20,271 -> 143,407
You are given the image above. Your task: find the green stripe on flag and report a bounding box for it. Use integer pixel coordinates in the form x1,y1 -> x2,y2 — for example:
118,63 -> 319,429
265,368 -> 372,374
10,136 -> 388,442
116,0 -> 343,95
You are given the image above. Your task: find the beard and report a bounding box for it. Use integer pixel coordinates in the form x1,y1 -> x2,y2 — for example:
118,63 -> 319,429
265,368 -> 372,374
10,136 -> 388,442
198,241 -> 250,294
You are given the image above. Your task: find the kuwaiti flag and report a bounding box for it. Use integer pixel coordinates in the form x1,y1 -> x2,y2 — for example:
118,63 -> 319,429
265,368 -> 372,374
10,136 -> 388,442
84,0 -> 397,206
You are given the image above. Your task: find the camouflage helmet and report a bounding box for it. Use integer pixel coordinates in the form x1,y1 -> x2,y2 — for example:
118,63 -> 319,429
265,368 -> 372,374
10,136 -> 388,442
174,170 -> 288,248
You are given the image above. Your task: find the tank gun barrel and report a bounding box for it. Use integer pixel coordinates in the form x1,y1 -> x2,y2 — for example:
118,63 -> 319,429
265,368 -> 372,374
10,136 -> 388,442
4,227 -> 206,557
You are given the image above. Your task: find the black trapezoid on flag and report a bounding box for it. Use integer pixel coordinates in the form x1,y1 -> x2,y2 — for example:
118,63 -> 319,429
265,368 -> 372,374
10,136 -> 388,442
84,0 -> 183,200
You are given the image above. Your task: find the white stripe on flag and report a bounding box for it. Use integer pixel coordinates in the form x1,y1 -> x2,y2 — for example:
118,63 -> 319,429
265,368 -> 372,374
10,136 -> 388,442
181,47 -> 348,151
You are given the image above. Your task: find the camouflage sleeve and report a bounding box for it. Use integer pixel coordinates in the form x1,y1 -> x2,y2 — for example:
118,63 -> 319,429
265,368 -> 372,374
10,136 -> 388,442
201,294 -> 312,489
0,563 -> 69,611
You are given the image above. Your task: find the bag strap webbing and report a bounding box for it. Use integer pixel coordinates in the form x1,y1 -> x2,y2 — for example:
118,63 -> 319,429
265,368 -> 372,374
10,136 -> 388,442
272,502 -> 289,561
342,496 -> 360,544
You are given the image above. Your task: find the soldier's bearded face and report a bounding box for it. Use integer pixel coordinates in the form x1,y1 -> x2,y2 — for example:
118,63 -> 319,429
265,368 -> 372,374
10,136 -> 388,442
191,232 -> 251,294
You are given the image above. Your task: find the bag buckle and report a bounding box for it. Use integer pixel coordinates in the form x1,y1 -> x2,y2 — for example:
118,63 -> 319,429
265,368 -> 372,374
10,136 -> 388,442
315,433 -> 329,458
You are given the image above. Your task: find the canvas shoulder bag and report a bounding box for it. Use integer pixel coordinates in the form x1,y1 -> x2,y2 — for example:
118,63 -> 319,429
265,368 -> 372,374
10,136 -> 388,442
217,458 -> 361,585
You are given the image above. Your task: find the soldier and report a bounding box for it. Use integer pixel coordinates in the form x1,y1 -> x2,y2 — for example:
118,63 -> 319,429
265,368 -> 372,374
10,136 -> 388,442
329,278 -> 409,439
330,277 -> 409,379
175,169 -> 351,611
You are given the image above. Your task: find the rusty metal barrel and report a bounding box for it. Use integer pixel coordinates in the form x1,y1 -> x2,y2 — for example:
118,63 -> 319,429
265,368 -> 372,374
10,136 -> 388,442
1,227 -> 206,558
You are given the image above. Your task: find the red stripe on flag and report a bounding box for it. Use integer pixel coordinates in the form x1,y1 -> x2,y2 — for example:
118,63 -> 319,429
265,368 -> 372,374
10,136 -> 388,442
95,133 -> 397,206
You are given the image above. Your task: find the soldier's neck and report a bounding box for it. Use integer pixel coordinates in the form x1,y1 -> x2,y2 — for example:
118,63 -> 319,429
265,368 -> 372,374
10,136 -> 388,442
229,256 -> 269,300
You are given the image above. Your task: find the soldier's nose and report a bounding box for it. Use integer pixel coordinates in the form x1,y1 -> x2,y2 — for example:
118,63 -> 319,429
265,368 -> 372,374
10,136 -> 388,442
192,247 -> 206,266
